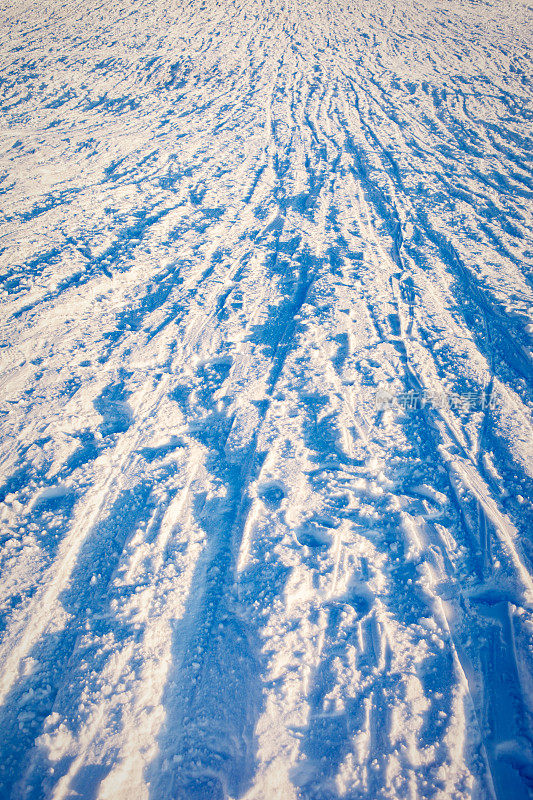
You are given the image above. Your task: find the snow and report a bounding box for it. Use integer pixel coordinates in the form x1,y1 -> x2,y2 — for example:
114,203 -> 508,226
0,0 -> 532,797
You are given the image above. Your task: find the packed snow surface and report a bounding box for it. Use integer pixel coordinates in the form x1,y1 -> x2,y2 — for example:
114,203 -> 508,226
0,0 -> 532,798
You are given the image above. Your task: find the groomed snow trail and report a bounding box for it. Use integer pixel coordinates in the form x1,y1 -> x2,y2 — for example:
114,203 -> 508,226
0,0 -> 532,798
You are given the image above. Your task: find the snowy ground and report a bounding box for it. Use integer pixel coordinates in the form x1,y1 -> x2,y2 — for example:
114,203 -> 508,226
0,0 -> 532,798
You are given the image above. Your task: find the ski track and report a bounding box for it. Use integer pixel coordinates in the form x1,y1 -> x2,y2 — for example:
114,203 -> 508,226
0,0 -> 532,798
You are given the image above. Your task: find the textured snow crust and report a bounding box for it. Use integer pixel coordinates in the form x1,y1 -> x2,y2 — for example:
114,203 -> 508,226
0,0 -> 532,798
